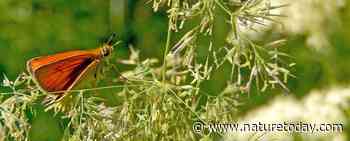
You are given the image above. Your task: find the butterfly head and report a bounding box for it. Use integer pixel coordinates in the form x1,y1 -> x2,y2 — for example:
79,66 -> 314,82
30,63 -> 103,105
101,44 -> 113,57
100,32 -> 120,57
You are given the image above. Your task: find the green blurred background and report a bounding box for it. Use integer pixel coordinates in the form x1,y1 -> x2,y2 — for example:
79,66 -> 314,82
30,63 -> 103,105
0,0 -> 349,140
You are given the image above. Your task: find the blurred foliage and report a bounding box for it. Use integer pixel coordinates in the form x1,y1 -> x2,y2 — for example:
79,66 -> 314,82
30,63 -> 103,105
0,0 -> 349,141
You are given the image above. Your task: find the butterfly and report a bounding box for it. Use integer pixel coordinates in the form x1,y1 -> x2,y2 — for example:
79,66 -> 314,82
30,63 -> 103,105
27,33 -> 118,99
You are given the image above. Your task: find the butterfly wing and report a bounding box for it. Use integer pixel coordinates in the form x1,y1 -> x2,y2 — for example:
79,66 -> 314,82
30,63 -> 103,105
27,50 -> 99,72
27,51 -> 101,94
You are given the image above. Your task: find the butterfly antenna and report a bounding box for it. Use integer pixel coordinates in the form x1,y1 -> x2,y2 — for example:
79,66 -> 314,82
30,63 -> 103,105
106,32 -> 117,45
112,40 -> 122,47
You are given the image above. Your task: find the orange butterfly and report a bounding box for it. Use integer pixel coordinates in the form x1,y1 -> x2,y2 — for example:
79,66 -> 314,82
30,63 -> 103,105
27,33 -> 117,98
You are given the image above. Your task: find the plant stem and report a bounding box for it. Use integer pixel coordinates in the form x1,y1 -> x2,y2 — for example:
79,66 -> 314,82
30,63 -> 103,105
215,0 -> 232,16
162,19 -> 173,84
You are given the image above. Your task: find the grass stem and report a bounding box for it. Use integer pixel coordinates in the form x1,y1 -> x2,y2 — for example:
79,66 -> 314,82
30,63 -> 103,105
162,19 -> 173,84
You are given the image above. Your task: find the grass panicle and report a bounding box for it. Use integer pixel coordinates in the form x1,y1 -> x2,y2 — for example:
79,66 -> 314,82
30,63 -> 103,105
0,0 -> 293,140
